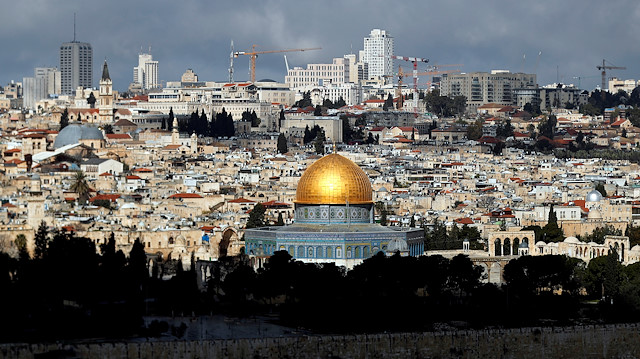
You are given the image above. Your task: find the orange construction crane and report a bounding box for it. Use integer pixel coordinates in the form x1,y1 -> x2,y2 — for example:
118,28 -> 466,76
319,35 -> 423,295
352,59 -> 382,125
234,45 -> 321,83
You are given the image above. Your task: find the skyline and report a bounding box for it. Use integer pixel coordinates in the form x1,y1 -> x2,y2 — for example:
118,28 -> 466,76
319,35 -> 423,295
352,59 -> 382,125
2,0 -> 639,92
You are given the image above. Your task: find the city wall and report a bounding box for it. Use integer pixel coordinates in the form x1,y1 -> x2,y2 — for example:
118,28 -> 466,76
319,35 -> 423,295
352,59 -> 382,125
2,323 -> 640,358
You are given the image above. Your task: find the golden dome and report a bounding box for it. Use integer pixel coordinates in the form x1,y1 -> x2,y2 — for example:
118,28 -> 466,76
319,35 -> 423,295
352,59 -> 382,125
296,153 -> 373,205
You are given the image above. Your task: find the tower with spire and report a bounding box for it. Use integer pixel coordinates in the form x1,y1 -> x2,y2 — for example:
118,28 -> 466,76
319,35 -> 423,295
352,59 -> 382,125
99,59 -> 114,123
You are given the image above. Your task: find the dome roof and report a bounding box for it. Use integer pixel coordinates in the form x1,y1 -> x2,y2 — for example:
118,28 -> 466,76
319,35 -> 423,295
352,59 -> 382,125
586,189 -> 603,203
564,236 -> 580,244
54,124 -> 104,149
295,153 -> 373,205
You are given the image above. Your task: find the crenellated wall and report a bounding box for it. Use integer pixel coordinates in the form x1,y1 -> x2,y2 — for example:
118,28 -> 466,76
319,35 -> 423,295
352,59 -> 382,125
3,323 -> 640,358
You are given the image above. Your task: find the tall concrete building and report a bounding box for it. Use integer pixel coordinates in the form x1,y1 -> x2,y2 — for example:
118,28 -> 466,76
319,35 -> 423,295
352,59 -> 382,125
440,70 -> 537,111
59,41 -> 93,95
133,52 -> 159,90
34,67 -> 61,96
22,77 -> 46,109
360,29 -> 394,80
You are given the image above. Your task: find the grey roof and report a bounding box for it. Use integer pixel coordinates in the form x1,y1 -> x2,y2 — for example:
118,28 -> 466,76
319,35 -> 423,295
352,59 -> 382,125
54,125 -> 104,149
82,158 -> 109,165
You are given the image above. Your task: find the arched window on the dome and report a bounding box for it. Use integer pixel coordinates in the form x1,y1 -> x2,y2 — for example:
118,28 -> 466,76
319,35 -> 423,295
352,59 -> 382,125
298,247 -> 304,258
316,246 -> 323,258
336,247 -> 342,258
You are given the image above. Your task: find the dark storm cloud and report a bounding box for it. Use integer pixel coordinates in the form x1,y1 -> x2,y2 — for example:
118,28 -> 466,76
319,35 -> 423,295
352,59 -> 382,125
2,0 -> 639,91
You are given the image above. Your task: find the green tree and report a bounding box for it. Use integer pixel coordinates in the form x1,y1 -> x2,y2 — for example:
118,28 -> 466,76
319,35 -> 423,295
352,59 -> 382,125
87,92 -> 96,108
538,114 -> 557,139
276,212 -> 284,226
14,234 -> 28,260
383,93 -> 394,111
70,171 -> 91,204
584,251 -> 622,301
314,105 -> 322,116
542,204 -> 564,242
103,124 -> 114,134
595,183 -> 607,198
34,221 -> 49,259
246,203 -> 266,229
303,125 -> 312,144
279,108 -> 285,127
128,238 -> 148,285
277,133 -> 288,154
60,108 -> 69,130
466,119 -> 483,140
314,129 -> 325,155
380,209 -> 387,226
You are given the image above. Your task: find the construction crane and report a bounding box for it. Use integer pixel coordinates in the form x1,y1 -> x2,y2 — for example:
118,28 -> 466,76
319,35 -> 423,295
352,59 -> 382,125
597,59 -> 626,92
234,45 -> 321,83
385,65 -> 462,110
228,40 -> 234,83
571,75 -> 598,89
380,54 -> 429,116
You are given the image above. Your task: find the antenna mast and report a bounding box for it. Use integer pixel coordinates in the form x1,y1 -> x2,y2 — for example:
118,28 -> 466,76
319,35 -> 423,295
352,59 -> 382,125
73,13 -> 76,42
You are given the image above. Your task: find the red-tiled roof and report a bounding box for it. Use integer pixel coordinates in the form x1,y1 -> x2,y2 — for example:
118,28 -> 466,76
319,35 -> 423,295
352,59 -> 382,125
455,217 -> 474,225
228,197 -> 255,203
126,175 -> 142,180
106,134 -> 132,140
2,202 -> 16,208
133,168 -> 153,172
261,200 -> 292,207
89,194 -> 121,202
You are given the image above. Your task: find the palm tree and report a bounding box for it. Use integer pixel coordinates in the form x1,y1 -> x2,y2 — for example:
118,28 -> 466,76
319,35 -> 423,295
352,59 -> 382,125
70,171 -> 91,204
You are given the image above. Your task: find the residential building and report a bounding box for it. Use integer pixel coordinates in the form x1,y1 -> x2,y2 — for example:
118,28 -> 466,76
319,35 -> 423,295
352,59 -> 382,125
34,67 -> 61,96
285,57 -> 351,88
360,29 -> 394,80
608,78 -> 638,94
59,41 -> 93,95
133,51 -> 159,90
441,70 -> 537,111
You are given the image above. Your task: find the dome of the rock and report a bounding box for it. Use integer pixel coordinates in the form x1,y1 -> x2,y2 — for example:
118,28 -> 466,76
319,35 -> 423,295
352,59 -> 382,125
295,153 -> 373,205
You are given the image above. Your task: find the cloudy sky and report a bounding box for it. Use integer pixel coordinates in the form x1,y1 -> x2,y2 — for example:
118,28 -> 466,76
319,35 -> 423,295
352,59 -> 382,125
2,0 -> 639,92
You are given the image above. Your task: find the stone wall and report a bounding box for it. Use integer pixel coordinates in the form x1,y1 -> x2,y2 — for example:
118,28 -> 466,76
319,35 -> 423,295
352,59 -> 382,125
3,323 -> 640,358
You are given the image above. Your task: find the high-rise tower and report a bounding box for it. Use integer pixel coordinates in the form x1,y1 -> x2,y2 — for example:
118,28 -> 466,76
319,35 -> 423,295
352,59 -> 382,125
360,29 -> 394,80
59,19 -> 93,96
133,50 -> 159,90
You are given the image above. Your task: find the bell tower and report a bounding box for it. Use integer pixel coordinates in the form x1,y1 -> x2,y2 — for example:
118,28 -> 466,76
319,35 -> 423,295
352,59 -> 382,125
99,59 -> 114,123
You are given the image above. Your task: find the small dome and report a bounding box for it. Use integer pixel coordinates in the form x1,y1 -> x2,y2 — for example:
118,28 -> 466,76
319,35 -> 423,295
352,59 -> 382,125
564,236 -> 580,244
519,241 -> 529,248
387,238 -> 408,252
586,189 -> 603,203
54,124 -> 104,149
296,153 -> 372,205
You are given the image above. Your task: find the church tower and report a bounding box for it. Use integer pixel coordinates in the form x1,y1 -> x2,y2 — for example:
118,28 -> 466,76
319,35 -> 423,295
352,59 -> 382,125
99,60 -> 114,123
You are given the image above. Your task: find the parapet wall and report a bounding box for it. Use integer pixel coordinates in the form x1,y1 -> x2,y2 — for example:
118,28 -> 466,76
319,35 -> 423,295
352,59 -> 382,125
3,323 -> 640,358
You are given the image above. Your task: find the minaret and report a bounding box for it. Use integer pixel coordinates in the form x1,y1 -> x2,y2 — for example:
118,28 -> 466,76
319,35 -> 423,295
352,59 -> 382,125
190,131 -> 197,154
172,116 -> 179,145
99,60 -> 114,123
